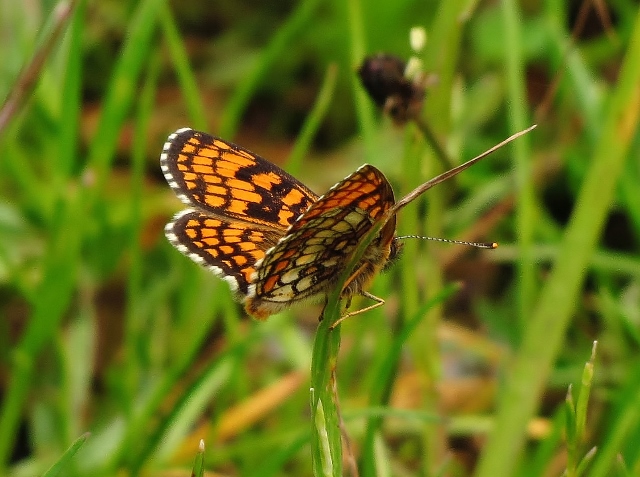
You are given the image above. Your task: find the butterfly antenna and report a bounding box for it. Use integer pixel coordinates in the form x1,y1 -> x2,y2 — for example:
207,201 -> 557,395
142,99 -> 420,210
392,124 -> 537,214
395,235 -> 498,249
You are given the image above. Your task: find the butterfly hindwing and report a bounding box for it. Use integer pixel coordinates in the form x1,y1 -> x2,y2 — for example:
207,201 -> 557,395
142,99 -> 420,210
166,209 -> 281,296
245,164 -> 396,316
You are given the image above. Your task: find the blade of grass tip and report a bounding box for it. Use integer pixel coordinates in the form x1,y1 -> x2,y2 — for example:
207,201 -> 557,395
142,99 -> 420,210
190,440 -> 206,477
575,447 -> 597,477
615,454 -> 632,477
361,283 -> 460,477
217,0 -> 322,139
159,3 -> 208,131
501,0 -> 536,327
41,433 -> 90,477
575,342 -> 597,445
475,9 -> 640,477
345,0 -> 377,160
285,63 -> 338,178
83,0 -> 164,205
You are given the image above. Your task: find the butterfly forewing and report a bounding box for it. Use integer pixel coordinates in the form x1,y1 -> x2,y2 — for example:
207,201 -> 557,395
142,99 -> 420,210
161,128 -> 318,230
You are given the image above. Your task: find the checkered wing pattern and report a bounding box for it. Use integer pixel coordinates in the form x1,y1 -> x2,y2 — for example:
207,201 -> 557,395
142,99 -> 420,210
162,125 -> 508,320
161,128 -> 318,296
167,211 -> 282,296
161,128 -> 317,227
245,164 -> 396,318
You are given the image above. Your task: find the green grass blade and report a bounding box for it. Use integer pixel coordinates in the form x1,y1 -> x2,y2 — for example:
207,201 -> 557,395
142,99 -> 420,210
0,198 -> 83,468
55,0 -> 85,185
361,283 -> 459,476
41,433 -> 89,477
251,430 -> 310,477
574,343 -> 597,448
83,0 -> 164,201
190,439 -> 205,477
415,2 -> 473,473
475,8 -> 640,477
159,4 -> 209,131
310,177 -> 403,475
144,353 -> 236,467
345,0 -> 377,160
500,0 -> 536,326
587,368 -> 640,476
0,2 -> 74,135
286,63 -> 339,177
122,46 -> 161,406
107,283 -> 225,471
218,0 -> 322,138
310,318 -> 343,477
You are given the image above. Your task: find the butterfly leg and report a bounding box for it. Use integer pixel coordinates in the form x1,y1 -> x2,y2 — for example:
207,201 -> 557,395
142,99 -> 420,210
330,292 -> 385,329
319,294 -> 357,322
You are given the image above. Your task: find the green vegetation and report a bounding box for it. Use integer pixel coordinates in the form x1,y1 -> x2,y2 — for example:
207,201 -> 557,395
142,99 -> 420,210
0,1 -> 639,476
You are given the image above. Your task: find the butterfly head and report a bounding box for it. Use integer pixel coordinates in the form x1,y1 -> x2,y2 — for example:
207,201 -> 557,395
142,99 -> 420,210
385,237 -> 404,271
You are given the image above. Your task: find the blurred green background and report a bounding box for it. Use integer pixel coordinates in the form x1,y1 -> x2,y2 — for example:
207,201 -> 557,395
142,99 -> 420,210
0,0 -> 639,476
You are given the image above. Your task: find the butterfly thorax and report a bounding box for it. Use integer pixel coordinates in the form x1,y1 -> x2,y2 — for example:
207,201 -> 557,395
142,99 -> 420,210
340,214 -> 398,299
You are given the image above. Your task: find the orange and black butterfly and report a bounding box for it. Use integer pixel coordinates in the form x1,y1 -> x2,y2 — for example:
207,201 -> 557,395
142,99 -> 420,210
161,127 -> 531,319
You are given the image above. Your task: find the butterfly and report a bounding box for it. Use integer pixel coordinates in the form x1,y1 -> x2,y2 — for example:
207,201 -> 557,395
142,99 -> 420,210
161,127 -> 533,320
